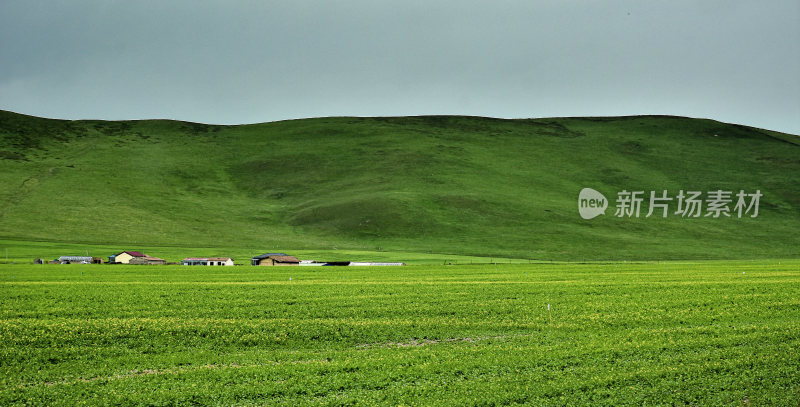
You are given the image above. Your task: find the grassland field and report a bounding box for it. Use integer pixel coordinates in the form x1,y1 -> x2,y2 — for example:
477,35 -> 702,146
1,259 -> 798,406
2,111 -> 799,261
1,112 -> 799,405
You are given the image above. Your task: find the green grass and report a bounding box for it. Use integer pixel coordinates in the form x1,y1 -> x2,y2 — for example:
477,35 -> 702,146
1,111 -> 798,260
1,111 -> 798,403
1,261 -> 798,405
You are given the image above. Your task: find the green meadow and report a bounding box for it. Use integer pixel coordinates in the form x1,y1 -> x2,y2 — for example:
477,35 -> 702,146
1,111 -> 799,405
1,111 -> 798,261
1,261 -> 799,405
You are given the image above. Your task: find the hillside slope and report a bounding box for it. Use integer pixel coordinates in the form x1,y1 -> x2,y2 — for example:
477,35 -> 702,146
0,110 -> 798,260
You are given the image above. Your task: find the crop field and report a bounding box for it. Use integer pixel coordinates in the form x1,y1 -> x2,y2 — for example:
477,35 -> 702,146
1,260 -> 798,405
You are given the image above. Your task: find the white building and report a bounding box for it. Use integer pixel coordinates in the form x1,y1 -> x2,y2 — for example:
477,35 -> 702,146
58,256 -> 93,264
181,257 -> 234,266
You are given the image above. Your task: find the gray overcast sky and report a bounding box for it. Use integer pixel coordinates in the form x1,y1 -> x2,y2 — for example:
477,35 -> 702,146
1,1 -> 798,134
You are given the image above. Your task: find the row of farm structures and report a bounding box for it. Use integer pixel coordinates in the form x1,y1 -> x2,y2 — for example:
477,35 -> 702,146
34,251 -> 405,267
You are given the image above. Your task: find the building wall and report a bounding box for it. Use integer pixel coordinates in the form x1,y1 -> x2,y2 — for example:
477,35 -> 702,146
184,258 -> 234,266
129,257 -> 165,265
254,258 -> 298,266
58,256 -> 93,263
115,253 -> 134,264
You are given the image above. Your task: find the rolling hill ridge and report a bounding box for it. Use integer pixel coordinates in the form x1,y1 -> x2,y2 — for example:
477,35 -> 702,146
0,110 -> 798,260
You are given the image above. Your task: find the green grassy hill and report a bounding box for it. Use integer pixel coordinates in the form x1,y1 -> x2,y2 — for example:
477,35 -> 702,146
0,110 -> 797,260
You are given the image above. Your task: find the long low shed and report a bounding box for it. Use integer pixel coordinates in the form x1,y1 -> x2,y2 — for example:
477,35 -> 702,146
57,256 -> 104,264
182,257 -> 234,266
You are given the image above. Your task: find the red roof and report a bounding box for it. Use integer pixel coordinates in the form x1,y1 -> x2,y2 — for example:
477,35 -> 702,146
123,251 -> 145,257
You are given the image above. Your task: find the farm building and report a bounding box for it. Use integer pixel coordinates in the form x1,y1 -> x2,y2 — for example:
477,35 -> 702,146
251,253 -> 300,266
57,256 -> 104,264
109,251 -> 147,264
181,257 -> 234,266
128,256 -> 167,265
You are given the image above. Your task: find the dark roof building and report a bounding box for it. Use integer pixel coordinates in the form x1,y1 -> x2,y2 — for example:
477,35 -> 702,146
251,253 -> 300,266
